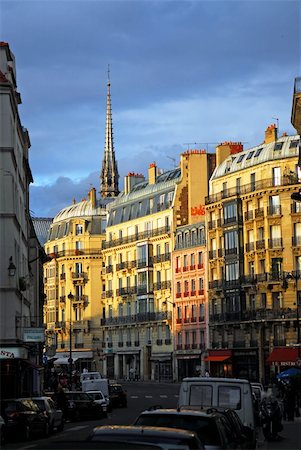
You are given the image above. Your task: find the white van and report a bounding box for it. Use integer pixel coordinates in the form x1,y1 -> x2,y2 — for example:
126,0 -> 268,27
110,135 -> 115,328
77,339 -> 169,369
80,372 -> 109,398
178,377 -> 256,448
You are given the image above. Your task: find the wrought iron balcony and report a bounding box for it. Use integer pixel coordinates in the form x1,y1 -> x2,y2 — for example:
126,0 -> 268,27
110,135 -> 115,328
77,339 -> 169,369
292,236 -> 301,246
71,272 -> 87,280
101,311 -> 172,326
244,210 -> 253,221
268,238 -> 283,249
153,253 -> 171,263
205,176 -> 299,204
267,205 -> 282,216
116,286 -> 137,296
102,226 -> 171,248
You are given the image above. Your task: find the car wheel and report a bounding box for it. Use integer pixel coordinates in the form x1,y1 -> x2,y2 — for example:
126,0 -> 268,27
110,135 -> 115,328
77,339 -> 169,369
23,425 -> 30,440
44,422 -> 50,437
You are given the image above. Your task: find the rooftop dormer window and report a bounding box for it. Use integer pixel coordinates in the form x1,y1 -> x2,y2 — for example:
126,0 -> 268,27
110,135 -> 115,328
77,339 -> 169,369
254,147 -> 263,157
274,142 -> 283,151
246,151 -> 255,160
237,154 -> 245,163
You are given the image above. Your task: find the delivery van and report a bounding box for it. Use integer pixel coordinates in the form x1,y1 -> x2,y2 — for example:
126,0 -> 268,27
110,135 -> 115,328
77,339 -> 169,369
178,377 -> 256,448
80,372 -> 109,398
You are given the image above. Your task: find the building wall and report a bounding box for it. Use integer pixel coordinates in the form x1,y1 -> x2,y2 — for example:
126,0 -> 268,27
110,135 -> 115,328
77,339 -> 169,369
206,131 -> 301,383
44,194 -> 106,376
0,42 -> 43,397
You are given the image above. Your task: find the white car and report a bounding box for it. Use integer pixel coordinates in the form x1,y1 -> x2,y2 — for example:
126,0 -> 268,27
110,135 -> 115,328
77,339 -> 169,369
86,390 -> 110,415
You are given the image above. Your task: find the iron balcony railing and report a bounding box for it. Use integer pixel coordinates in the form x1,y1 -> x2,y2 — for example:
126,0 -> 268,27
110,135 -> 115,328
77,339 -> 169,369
116,286 -> 137,296
103,226 -> 171,249
101,311 -> 172,326
153,253 -> 171,263
209,307 -> 298,323
48,248 -> 102,258
205,176 -> 299,204
116,260 -> 136,270
208,272 -> 288,290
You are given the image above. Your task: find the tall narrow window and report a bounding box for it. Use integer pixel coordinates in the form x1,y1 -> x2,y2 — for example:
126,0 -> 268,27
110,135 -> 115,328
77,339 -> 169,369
272,167 -> 281,186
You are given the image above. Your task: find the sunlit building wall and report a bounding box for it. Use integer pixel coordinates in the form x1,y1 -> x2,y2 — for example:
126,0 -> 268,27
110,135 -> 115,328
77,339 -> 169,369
102,151 -> 215,381
205,127 -> 301,383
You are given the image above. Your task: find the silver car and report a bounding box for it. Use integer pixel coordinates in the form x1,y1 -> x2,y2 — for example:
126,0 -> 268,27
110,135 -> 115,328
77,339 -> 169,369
32,396 -> 64,433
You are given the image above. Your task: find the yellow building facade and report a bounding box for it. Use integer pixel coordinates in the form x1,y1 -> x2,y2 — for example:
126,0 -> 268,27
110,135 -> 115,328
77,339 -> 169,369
205,126 -> 301,383
44,188 -> 108,373
102,151 -> 215,381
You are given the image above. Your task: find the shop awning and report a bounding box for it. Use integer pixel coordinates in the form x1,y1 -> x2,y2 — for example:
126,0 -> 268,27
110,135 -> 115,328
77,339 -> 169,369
52,351 -> 93,362
204,355 -> 231,362
267,348 -> 300,366
177,354 -> 201,360
54,357 -> 79,365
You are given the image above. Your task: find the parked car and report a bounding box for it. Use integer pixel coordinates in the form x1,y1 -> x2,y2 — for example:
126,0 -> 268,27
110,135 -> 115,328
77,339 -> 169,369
0,398 -> 49,441
59,391 -> 104,421
86,390 -> 110,415
134,407 -> 241,449
109,382 -> 127,408
32,396 -> 64,433
87,425 -> 205,449
0,415 -> 6,445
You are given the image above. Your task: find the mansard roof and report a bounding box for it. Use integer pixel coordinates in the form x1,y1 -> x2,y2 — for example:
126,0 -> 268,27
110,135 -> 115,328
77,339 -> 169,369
212,134 -> 299,180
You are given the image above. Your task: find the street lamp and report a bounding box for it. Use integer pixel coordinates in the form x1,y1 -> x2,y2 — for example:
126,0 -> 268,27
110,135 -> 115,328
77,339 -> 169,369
8,256 -> 16,277
67,291 -> 74,388
286,271 -> 301,357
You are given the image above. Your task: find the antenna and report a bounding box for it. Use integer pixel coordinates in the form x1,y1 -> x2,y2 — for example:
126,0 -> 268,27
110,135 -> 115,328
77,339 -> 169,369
272,117 -> 279,131
107,64 -> 110,83
167,156 -> 176,168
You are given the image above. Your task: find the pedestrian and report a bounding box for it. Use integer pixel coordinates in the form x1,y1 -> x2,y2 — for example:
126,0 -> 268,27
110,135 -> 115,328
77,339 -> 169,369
56,386 -> 68,421
205,369 -> 210,377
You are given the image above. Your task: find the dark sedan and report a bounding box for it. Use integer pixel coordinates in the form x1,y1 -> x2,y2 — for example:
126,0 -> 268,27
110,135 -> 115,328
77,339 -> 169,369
61,391 -> 104,421
0,398 -> 49,441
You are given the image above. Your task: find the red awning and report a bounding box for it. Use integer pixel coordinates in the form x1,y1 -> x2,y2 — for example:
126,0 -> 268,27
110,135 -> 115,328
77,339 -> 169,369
267,348 -> 299,366
204,355 -> 231,362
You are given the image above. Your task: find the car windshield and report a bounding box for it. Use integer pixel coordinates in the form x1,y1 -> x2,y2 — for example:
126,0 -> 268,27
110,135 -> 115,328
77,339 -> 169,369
32,399 -> 45,410
135,415 -> 220,446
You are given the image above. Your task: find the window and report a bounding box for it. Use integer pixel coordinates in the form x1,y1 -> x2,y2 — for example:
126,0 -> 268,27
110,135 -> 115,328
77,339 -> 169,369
164,242 -> 169,254
176,256 -> 181,271
190,253 -> 195,267
246,151 -> 255,160
75,224 -> 83,235
183,255 -> 188,269
177,306 -> 182,320
199,278 -> 204,291
255,147 -> 263,157
218,386 -> 241,408
236,178 -> 241,193
290,140 -> 298,148
156,244 -> 161,256
118,303 -> 123,317
198,252 -> 203,267
250,173 -> 256,191
223,202 -> 237,222
237,154 -> 245,163
191,279 -> 196,293
272,167 -> 281,186
225,262 -> 239,281
274,142 -> 283,151
176,282 -> 181,294
184,280 -> 189,293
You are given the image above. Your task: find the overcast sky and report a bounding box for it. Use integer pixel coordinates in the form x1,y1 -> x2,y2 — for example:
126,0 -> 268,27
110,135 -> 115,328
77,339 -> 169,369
1,0 -> 300,218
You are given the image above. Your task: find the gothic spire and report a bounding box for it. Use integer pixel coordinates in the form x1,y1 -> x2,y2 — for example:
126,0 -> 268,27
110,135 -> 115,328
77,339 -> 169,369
100,65 -> 119,198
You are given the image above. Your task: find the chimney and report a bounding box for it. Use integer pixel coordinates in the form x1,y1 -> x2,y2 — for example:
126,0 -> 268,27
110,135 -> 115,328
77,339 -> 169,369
148,162 -> 157,185
215,142 -> 243,166
124,173 -> 145,194
264,124 -> 278,144
89,187 -> 96,208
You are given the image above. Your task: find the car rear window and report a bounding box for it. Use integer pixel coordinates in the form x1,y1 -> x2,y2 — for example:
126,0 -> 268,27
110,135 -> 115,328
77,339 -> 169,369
218,386 -> 241,409
32,399 -> 45,410
135,414 -> 220,446
189,385 -> 212,407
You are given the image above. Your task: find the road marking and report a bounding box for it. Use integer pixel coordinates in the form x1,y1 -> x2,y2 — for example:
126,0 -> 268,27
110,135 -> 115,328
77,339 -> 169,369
160,395 -> 167,398
145,395 -> 153,398
131,395 -> 139,398
17,446 -> 37,450
64,425 -> 89,431
174,394 -> 179,397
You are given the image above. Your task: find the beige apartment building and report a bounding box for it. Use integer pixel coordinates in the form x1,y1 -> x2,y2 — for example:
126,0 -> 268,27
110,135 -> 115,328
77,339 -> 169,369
205,127 -> 301,383
102,151 -> 215,381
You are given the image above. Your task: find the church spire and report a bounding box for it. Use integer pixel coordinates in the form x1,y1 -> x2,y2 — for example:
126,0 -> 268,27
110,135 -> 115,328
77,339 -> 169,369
100,65 -> 119,198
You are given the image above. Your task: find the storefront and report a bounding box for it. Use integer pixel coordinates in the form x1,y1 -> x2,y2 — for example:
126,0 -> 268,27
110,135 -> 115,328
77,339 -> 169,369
150,353 -> 173,381
176,354 -> 202,380
52,350 -> 93,373
0,346 -> 39,397
267,347 -> 301,374
204,350 -> 233,377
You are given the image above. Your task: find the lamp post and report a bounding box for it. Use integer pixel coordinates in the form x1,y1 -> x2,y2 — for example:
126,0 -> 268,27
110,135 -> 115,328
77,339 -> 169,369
67,291 -> 74,388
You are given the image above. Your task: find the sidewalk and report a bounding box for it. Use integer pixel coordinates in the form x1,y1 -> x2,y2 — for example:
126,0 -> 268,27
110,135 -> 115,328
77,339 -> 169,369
258,416 -> 301,449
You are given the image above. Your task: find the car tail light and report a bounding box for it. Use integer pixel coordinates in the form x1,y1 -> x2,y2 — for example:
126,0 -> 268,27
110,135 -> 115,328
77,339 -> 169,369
7,411 -> 20,419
